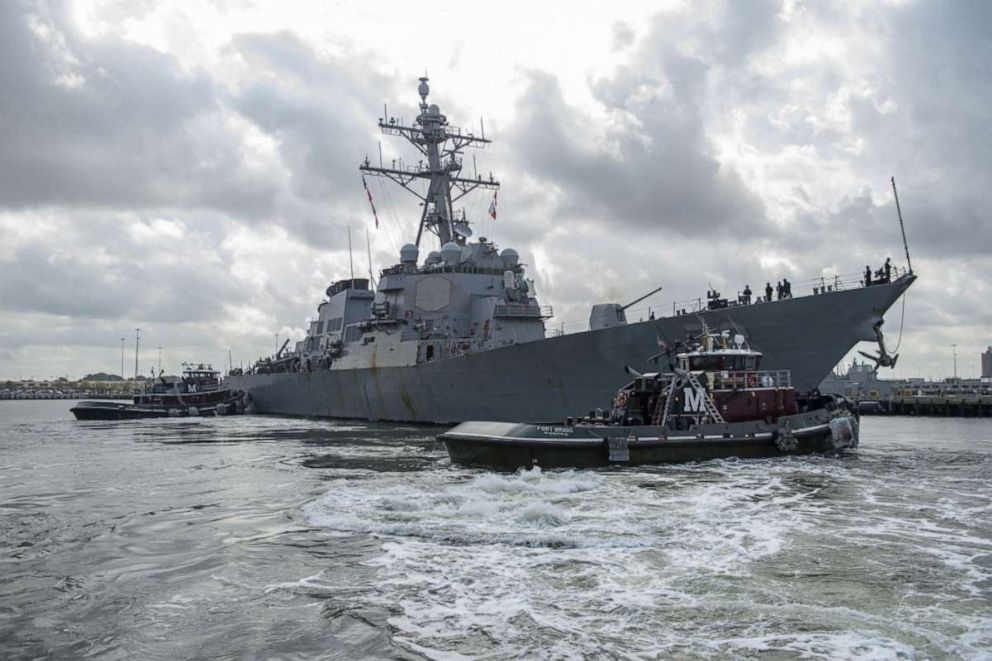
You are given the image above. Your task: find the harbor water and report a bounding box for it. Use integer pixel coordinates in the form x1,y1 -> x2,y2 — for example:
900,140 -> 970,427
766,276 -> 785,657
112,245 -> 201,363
2,400 -> 990,659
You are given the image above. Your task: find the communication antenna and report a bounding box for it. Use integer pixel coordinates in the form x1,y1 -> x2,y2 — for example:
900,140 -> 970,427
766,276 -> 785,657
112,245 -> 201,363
366,227 -> 377,289
891,176 -> 913,275
348,226 -> 354,281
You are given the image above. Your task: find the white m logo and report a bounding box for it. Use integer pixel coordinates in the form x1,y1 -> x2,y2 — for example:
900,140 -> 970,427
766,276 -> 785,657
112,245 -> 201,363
683,387 -> 706,412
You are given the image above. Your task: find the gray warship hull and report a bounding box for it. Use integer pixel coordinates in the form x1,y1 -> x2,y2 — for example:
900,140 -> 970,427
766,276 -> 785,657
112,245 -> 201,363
230,275 -> 913,424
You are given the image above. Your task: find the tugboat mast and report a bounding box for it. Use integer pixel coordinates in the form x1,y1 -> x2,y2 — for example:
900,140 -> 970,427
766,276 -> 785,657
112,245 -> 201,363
359,77 -> 500,248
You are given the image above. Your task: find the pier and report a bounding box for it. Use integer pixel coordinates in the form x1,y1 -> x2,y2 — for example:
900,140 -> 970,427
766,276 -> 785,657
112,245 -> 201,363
867,393 -> 992,417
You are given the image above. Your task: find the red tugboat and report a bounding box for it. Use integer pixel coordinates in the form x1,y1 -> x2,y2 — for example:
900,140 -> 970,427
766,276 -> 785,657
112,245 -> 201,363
440,328 -> 859,469
71,364 -> 249,420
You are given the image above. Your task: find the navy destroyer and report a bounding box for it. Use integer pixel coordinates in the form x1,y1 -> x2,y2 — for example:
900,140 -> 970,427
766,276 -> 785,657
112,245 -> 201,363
229,78 -> 915,423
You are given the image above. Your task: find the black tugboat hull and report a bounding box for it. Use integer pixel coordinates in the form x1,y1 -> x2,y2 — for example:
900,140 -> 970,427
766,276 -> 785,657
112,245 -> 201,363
70,399 -> 243,420
440,413 -> 858,470
71,402 -> 174,420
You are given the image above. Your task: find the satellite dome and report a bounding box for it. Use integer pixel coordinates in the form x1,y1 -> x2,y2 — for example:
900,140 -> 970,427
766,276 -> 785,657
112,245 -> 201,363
425,250 -> 441,264
500,248 -> 519,267
441,241 -> 462,265
400,243 -> 419,264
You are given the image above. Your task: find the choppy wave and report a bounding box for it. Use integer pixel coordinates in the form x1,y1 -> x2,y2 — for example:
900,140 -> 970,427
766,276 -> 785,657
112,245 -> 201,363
302,436 -> 992,659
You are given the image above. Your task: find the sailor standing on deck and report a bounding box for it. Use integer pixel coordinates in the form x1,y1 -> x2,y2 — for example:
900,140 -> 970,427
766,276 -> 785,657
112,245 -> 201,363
864,265 -> 872,287
884,257 -> 892,283
776,281 -> 783,301
743,284 -> 752,304
765,282 -> 773,302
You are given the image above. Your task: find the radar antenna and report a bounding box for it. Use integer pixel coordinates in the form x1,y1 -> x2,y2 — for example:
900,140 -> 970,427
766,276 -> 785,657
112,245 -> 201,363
359,77 -> 500,248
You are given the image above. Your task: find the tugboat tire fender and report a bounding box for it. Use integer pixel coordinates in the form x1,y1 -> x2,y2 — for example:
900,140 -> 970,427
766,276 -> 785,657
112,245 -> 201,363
774,428 -> 798,452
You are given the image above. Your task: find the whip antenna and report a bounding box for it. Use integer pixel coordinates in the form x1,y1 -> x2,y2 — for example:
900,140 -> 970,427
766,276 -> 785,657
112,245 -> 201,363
348,226 -> 354,281
891,176 -> 913,275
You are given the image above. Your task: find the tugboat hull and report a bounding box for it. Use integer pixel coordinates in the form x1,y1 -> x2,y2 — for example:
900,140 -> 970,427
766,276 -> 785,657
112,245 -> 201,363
70,398 -> 244,420
71,401 -> 173,420
440,412 -> 858,470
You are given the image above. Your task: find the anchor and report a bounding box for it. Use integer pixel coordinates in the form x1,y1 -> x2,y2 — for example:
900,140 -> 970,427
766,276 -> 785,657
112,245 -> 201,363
858,320 -> 898,371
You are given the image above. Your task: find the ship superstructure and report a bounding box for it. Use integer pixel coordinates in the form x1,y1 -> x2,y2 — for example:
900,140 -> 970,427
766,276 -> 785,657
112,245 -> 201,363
231,79 -> 916,424
257,77 -> 549,377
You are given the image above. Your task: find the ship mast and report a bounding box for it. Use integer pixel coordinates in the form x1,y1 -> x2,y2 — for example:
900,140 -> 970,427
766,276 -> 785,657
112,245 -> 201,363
359,77 -> 499,248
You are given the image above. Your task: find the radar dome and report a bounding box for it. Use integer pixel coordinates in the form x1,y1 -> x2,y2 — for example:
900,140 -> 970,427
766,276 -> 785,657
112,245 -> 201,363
441,242 -> 462,265
400,243 -> 419,264
425,250 -> 441,265
500,248 -> 519,267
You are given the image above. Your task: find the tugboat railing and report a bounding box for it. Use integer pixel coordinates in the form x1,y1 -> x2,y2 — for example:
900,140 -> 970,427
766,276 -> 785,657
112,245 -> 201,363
631,369 -> 792,394
710,370 -> 791,390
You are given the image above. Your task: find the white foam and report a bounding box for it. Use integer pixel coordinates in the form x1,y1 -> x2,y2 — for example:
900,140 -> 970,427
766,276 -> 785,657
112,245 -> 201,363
298,450 -> 992,658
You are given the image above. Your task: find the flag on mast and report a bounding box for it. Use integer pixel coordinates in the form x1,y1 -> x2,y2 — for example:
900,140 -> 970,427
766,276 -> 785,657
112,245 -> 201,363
362,175 -> 379,228
488,190 -> 498,220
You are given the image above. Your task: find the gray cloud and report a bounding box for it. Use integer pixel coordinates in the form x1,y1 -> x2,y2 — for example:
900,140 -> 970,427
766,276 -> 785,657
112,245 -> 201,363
508,70 -> 766,237
0,211 -> 247,323
0,2 -> 280,217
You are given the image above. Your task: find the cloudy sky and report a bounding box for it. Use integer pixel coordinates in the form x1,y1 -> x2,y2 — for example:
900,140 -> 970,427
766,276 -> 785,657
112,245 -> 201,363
1,0 -> 989,381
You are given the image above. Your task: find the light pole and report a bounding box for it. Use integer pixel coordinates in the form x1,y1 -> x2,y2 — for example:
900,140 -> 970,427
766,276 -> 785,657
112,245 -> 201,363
134,328 -> 141,380
952,343 -> 958,379
120,337 -> 125,380
158,347 -> 162,374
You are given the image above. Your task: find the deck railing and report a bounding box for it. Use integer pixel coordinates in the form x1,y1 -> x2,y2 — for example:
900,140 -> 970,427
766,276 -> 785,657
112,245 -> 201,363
709,370 -> 792,390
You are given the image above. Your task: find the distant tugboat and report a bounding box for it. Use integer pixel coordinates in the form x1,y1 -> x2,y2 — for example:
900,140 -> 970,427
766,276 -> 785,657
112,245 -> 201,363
440,327 -> 859,469
71,364 -> 249,420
